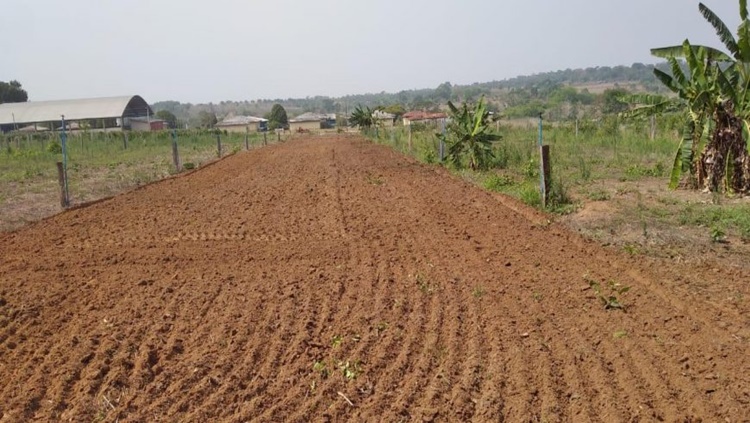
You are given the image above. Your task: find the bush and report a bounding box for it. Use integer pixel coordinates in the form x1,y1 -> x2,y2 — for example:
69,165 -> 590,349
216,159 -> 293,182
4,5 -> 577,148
483,174 -> 514,192
46,140 -> 62,154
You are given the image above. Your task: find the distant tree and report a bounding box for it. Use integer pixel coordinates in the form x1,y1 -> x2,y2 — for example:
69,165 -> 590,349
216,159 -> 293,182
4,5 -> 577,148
0,80 -> 28,104
383,104 -> 406,119
198,110 -> 218,128
155,110 -> 177,128
602,88 -> 630,114
349,105 -> 378,129
266,104 -> 289,130
435,82 -> 453,101
322,98 -> 336,113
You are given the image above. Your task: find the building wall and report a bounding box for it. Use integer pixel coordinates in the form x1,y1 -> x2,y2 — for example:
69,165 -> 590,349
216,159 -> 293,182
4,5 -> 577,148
378,118 -> 395,128
218,123 -> 259,133
290,120 -> 322,132
131,120 -> 152,132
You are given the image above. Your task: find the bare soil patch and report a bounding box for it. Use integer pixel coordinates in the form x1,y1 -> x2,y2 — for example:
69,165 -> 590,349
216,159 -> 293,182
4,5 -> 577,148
1,136 -> 748,421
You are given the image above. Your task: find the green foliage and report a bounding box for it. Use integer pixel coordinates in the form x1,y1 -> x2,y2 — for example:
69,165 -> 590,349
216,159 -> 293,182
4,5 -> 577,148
349,105 -> 378,129
442,96 -> 501,170
154,110 -> 177,128
338,360 -> 361,380
266,104 -> 289,130
586,276 -> 631,310
651,1 -> 750,193
46,140 -> 62,154
197,111 -> 218,128
602,88 -> 631,114
547,176 -> 574,211
382,104 -> 406,119
483,173 -> 514,191
710,224 -> 727,242
0,80 -> 28,104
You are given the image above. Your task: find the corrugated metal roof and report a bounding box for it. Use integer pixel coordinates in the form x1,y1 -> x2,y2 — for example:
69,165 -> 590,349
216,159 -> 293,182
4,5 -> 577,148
216,116 -> 268,126
403,111 -> 447,121
0,95 -> 152,126
290,112 -> 328,123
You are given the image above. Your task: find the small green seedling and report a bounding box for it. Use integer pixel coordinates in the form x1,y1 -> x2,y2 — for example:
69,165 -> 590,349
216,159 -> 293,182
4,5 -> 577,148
710,225 -> 726,243
472,287 -> 485,298
313,361 -> 330,378
416,273 -> 437,294
586,276 -> 630,310
339,360 -> 361,380
613,330 -> 628,339
331,335 -> 343,348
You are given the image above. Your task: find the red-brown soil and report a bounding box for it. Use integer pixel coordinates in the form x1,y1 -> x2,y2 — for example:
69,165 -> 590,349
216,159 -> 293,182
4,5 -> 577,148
1,136 -> 749,422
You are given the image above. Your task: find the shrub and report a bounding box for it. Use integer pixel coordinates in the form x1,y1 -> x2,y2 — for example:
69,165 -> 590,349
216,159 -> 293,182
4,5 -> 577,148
46,140 -> 62,154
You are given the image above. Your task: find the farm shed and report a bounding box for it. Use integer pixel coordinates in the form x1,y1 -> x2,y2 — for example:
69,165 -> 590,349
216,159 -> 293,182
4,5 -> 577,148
373,110 -> 396,127
402,111 -> 448,126
289,112 -> 336,132
129,117 -> 167,132
216,115 -> 268,133
0,95 -> 154,133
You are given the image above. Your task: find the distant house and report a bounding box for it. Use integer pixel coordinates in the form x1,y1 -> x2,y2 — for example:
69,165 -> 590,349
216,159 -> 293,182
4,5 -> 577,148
402,111 -> 448,126
289,112 -> 336,132
216,115 -> 268,133
129,117 -> 167,132
373,110 -> 396,127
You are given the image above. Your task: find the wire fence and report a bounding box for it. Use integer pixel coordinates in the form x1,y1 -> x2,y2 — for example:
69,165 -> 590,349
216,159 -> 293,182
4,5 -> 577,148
0,128 -> 282,210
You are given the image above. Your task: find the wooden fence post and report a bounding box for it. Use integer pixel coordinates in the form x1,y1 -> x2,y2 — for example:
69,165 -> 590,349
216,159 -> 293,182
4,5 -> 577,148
171,131 -> 181,172
216,133 -> 222,157
540,145 -> 551,208
277,130 -> 281,143
56,162 -> 70,208
123,132 -> 129,150
537,114 -> 550,208
408,123 -> 413,153
263,131 -> 267,146
245,127 -> 250,150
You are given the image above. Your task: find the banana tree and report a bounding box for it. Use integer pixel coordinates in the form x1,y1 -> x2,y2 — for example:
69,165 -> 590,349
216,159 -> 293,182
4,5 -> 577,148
349,105 -> 380,135
441,96 -> 500,170
646,41 -> 721,188
651,1 -> 750,192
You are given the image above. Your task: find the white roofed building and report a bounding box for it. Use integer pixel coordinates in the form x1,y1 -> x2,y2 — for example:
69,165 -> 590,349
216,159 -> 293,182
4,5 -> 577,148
0,95 -> 155,132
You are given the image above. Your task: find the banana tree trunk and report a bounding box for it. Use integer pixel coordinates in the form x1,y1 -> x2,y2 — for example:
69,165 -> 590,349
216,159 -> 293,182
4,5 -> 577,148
698,102 -> 750,193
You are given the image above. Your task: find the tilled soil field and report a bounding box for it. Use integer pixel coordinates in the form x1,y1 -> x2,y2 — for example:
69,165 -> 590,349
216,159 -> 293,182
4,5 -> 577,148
1,136 -> 749,422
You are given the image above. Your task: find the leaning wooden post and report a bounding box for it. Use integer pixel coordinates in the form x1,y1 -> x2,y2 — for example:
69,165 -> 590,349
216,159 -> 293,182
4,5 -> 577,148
649,115 -> 656,141
439,118 -> 446,162
538,113 -> 550,208
216,132 -> 222,157
245,127 -> 250,150
171,130 -> 181,172
408,123 -> 413,153
56,162 -> 69,208
59,114 -> 71,208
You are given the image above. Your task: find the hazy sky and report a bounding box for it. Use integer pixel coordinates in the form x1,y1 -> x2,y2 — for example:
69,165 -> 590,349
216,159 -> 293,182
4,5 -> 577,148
0,0 -> 740,104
